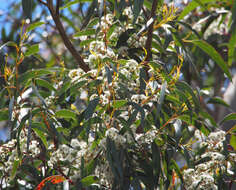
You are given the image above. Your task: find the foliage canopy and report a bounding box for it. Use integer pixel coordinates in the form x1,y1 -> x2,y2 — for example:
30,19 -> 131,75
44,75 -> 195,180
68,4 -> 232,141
0,0 -> 236,189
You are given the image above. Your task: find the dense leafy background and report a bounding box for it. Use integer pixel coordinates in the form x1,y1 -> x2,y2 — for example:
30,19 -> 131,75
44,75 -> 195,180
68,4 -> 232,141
0,0 -> 236,189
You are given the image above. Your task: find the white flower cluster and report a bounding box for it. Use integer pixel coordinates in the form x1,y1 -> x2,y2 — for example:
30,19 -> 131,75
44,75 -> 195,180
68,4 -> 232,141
131,94 -> 147,104
68,68 -> 85,83
0,139 -> 17,176
48,138 -> 89,180
99,127 -> 126,149
47,133 -> 125,186
135,127 -> 160,145
183,130 -> 235,190
0,129 -> 41,182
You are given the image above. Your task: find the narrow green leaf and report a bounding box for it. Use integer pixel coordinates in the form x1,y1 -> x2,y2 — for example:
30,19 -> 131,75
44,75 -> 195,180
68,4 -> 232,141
220,113 -> 236,125
80,39 -> 95,47
74,29 -> 96,37
156,81 -> 167,117
228,31 -> 236,66
19,69 -> 53,84
55,109 -> 77,121
133,0 -> 144,24
200,111 -> 217,127
35,78 -> 56,91
26,111 -> 32,153
8,96 -> 14,122
32,84 -> 47,107
178,0 -> 218,21
139,67 -> 148,94
57,81 -> 71,96
105,66 -> 113,84
84,98 -> 99,120
22,0 -> 32,19
143,0 -> 152,10
230,0 -> 236,33
60,0 -> 93,10
113,100 -> 128,108
81,175 -> 99,187
10,159 -> 20,181
176,81 -> 200,112
207,97 -> 230,108
190,40 -> 232,80
25,44 -> 39,57
107,24 -> 117,39
0,41 -> 17,51
26,21 -> 45,32
230,134 -> 236,150
152,142 -> 161,187
32,127 -> 48,148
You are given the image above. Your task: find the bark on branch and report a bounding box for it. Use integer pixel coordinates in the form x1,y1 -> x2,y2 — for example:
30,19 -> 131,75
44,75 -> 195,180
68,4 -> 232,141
145,0 -> 158,61
37,0 -> 90,73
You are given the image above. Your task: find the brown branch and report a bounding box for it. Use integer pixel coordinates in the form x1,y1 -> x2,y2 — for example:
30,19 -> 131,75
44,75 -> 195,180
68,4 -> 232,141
56,0 -> 60,16
37,0 -> 90,73
145,0 -> 158,61
37,0 -> 47,6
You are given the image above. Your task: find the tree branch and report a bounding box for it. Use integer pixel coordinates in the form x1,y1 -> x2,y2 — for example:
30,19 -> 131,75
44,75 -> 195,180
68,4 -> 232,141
37,0 -> 90,73
37,0 -> 47,6
56,0 -> 60,16
145,0 -> 158,61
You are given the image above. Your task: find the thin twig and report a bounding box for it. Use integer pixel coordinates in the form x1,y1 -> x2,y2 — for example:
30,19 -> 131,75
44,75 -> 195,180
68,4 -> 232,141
37,0 -> 90,73
37,0 -> 47,6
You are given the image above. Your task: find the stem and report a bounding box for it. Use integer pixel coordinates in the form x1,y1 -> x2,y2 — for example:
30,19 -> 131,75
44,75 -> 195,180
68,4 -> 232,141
37,0 -> 90,73
145,0 -> 158,61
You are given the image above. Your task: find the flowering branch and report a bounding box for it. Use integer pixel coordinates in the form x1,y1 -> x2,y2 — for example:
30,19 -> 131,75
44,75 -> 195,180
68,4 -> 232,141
37,0 -> 90,73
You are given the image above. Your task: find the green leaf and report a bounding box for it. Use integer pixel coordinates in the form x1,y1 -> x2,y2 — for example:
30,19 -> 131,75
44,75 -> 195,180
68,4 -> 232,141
60,0 -> 93,10
156,81 -> 167,117
230,0 -> 236,33
22,0 -> 32,19
176,81 -> 200,112
57,81 -> 71,97
152,142 -> 161,187
207,97 -> 230,108
55,109 -> 77,121
133,0 -> 144,24
0,41 -> 17,51
26,111 -> 32,153
80,39 -> 95,47
10,159 -> 20,181
32,84 -> 47,107
35,78 -> 56,91
81,175 -> 99,187
105,66 -> 113,84
113,100 -> 128,108
74,29 -> 96,37
139,67 -> 148,94
19,69 -> 53,84
0,109 -> 8,121
200,111 -> 217,127
230,134 -> 236,150
84,98 -> 99,120
190,40 -> 232,81
220,113 -> 236,125
228,31 -> 236,66
26,21 -> 45,32
178,0 -> 218,21
32,127 -> 48,149
25,44 -> 39,57
8,96 -> 14,128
